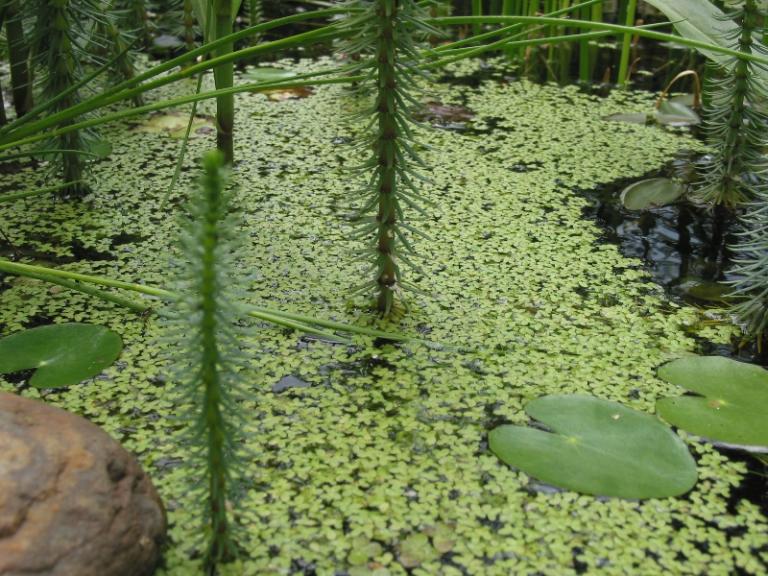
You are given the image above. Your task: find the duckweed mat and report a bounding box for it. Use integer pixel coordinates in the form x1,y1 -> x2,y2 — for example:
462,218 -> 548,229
1,59 -> 766,575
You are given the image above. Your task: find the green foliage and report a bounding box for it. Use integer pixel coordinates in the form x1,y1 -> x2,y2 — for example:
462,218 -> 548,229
342,0 -> 435,315
0,61 -> 765,573
707,1 -> 768,338
692,0 -> 767,207
0,323 -> 122,388
30,0 -> 103,195
657,356 -> 768,450
489,394 -> 698,499
162,150 -> 245,570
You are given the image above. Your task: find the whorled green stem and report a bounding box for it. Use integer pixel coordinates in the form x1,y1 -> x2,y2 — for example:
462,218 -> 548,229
373,0 -> 401,313
195,151 -> 237,569
694,2 -> 760,208
720,0 -> 768,338
4,0 -> 33,116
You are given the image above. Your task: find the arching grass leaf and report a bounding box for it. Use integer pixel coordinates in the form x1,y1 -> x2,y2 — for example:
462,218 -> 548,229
657,356 -> 768,451
620,177 -> 684,210
489,395 -> 698,499
0,323 -> 122,388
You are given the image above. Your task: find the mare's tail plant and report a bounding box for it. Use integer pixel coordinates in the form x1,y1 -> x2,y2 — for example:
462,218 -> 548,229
343,0 -> 434,316
1,0 -> 33,116
31,0 -> 101,195
720,1 -> 768,342
692,0 -> 767,209
163,150 -> 245,572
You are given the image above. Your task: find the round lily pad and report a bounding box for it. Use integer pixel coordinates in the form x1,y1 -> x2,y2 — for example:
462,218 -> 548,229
489,395 -> 698,499
620,177 -> 684,210
0,323 -> 122,388
657,356 -> 768,451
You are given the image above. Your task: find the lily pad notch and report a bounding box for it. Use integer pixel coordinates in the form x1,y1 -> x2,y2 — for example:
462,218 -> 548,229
657,356 -> 768,452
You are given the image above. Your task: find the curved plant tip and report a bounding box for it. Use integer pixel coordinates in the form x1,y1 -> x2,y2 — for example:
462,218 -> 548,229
489,394 -> 698,499
657,356 -> 768,452
620,177 -> 684,210
0,323 -> 122,388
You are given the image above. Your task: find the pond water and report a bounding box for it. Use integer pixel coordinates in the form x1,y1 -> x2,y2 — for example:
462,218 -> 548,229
0,58 -> 766,574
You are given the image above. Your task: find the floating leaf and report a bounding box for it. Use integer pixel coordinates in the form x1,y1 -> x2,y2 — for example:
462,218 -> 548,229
0,323 -> 122,388
620,177 -> 684,210
489,395 -> 698,499
603,112 -> 649,125
152,34 -> 184,50
656,101 -> 700,126
669,94 -> 697,107
134,111 -> 214,139
657,356 -> 768,451
262,86 -> 314,102
244,67 -> 297,82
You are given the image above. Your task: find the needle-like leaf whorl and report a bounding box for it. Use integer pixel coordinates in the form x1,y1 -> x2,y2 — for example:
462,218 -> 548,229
342,0 -> 435,315
163,150 -> 246,572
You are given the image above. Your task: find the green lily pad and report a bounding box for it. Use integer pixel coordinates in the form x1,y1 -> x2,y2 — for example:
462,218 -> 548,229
603,112 -> 649,125
656,101 -> 700,126
657,356 -> 768,451
243,67 -> 297,82
620,177 -> 685,210
0,323 -> 122,388
489,394 -> 698,499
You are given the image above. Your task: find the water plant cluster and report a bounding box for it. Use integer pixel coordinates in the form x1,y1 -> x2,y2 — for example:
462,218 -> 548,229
1,1 -> 767,574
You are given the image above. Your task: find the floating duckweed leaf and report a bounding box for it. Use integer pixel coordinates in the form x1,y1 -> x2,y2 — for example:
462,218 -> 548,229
657,356 -> 768,451
348,537 -> 382,566
603,112 -> 649,125
489,395 -> 698,499
656,101 -> 700,126
398,533 -> 438,568
134,111 -> 214,139
244,67 -> 298,82
620,177 -> 684,210
0,323 -> 122,388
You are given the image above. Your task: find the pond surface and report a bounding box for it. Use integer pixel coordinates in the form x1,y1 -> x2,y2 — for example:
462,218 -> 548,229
0,59 -> 766,575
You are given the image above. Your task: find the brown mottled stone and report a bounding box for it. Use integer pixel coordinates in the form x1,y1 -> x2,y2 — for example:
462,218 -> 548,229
0,392 -> 166,576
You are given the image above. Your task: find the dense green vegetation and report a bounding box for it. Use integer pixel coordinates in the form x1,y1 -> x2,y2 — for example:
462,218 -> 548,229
1,2 -> 767,574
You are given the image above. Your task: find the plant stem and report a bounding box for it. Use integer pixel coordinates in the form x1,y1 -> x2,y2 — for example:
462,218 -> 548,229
213,0 -> 235,164
4,0 -> 32,116
0,259 -> 419,342
617,0 -> 638,86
